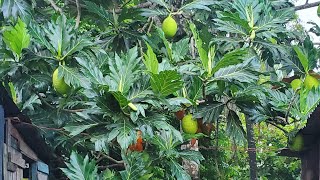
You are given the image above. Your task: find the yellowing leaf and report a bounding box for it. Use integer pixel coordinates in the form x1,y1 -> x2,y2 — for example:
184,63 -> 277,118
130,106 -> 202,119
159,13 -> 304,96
3,18 -> 30,59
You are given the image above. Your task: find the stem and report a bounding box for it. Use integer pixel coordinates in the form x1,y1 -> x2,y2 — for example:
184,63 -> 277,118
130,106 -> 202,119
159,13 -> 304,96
202,81 -> 206,100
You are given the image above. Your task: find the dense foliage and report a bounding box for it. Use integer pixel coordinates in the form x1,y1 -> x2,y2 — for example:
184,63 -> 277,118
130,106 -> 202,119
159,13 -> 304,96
1,0 -> 320,179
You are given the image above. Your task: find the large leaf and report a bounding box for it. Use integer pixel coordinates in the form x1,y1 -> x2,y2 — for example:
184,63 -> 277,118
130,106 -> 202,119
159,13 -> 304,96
170,159 -> 191,180
194,101 -> 224,123
189,22 -> 209,72
213,58 -> 258,83
293,46 -> 308,73
156,27 -> 173,62
45,15 -> 73,59
226,110 -> 246,144
1,0 -> 30,18
107,46 -> 141,93
64,124 -> 98,137
214,18 -> 248,36
58,65 -> 90,89
178,150 -> 204,164
116,122 -> 135,150
172,38 -> 189,62
143,43 -> 159,74
150,70 -> 183,97
212,48 -> 247,74
300,86 -> 320,119
76,56 -> 108,86
111,91 -> 129,107
61,151 -> 99,180
35,15 -> 92,60
22,94 -> 41,111
28,21 -> 55,54
3,18 -> 30,58
120,152 -> 153,180
83,1 -> 113,24
180,0 -> 216,11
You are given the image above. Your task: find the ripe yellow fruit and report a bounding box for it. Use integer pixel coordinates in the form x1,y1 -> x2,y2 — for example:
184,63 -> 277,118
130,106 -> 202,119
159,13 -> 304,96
52,68 -> 70,95
304,75 -> 319,90
289,134 -> 303,151
290,79 -> 302,91
162,16 -> 178,38
182,114 -> 198,134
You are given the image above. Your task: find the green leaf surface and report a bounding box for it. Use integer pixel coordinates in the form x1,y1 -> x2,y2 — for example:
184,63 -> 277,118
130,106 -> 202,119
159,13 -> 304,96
61,151 -> 99,180
213,59 -> 258,83
194,101 -> 224,123
107,46 -> 141,93
212,49 -> 247,74
143,43 -> 159,74
3,18 -> 30,58
64,124 -> 98,137
58,65 -> 90,89
1,0 -> 30,18
293,46 -> 308,73
180,0 -> 216,11
22,94 -> 41,111
150,70 -> 183,97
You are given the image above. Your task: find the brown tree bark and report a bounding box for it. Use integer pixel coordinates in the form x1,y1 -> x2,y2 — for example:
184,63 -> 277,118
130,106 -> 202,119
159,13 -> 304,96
245,117 -> 258,180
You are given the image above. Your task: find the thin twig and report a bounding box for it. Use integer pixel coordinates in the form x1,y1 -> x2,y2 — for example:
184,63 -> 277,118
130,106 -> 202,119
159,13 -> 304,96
199,145 -> 218,150
102,154 -> 124,164
139,17 -> 151,33
190,37 -> 196,59
75,0 -> 81,28
47,0 -> 63,13
98,163 -> 124,170
266,120 -> 288,134
147,17 -> 154,34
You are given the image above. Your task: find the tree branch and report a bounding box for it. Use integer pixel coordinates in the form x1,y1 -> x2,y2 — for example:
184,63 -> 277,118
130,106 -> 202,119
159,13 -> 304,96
295,1 -> 320,11
47,0 -> 63,13
266,120 -> 288,134
75,0 -> 81,28
102,154 -> 124,164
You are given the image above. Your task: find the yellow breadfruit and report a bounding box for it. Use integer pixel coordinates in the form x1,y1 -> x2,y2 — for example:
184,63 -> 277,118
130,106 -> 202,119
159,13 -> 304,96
289,134 -> 303,152
290,79 -> 302,91
304,75 -> 319,90
52,68 -> 70,95
182,114 -> 198,134
162,16 -> 178,38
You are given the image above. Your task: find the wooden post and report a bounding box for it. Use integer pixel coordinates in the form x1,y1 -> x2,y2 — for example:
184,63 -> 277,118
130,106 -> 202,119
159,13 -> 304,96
31,161 -> 49,180
0,105 -> 4,180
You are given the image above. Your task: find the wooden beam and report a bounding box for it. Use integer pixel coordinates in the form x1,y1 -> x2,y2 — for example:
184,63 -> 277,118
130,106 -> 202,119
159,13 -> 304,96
295,1 -> 320,11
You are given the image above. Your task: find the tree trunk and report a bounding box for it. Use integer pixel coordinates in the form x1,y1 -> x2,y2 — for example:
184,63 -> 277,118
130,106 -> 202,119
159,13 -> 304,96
245,117 -> 257,180
181,140 -> 200,179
